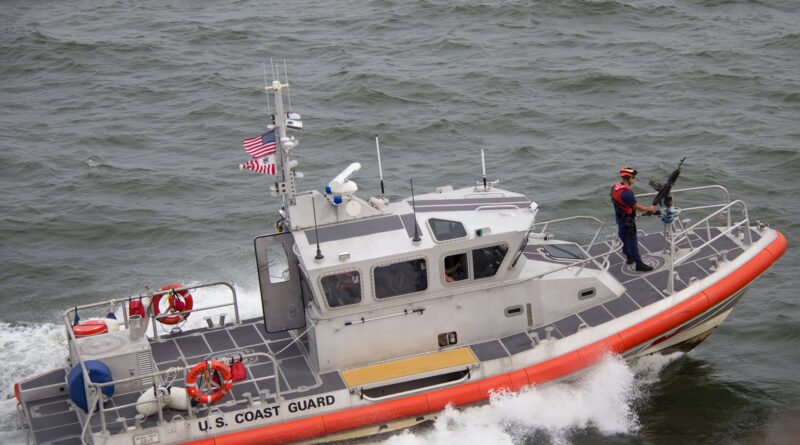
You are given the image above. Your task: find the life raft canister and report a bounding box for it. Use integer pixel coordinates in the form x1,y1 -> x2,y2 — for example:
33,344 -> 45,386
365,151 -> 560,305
152,283 -> 193,325
68,360 -> 115,412
185,360 -> 232,405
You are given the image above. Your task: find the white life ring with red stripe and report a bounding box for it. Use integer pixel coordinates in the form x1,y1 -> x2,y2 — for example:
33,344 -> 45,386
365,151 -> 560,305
152,283 -> 193,325
185,360 -> 232,405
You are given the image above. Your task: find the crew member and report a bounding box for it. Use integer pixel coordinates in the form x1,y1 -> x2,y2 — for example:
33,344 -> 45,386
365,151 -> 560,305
611,166 -> 657,272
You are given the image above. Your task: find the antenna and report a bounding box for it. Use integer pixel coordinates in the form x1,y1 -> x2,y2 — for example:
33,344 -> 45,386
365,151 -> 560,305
262,62 -> 271,114
481,148 -> 487,191
312,197 -> 324,260
283,60 -> 292,111
375,135 -> 385,195
410,179 -> 421,242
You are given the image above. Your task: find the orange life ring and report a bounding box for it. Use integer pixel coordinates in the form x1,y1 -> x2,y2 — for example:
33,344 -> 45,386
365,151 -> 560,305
152,283 -> 194,325
72,319 -> 108,338
185,360 -> 232,404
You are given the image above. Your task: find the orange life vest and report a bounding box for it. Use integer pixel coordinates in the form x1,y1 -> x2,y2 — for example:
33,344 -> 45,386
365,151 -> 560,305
611,182 -> 634,215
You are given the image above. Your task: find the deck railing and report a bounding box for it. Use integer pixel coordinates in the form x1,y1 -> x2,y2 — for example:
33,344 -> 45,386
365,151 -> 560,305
63,282 -> 321,444
75,350 -> 288,445
62,282 -> 241,340
61,282 -> 241,444
662,199 -> 752,294
634,185 -> 752,294
519,215 -> 623,279
521,185 -> 755,294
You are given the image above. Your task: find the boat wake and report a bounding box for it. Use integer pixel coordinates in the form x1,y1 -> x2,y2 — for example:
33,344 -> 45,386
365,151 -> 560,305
371,353 -> 681,445
0,322 -> 66,444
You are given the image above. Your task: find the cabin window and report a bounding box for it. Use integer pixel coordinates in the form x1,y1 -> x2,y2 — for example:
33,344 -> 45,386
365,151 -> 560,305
429,218 -> 467,242
374,259 -> 428,299
320,271 -> 361,308
444,253 -> 468,283
473,244 -> 509,279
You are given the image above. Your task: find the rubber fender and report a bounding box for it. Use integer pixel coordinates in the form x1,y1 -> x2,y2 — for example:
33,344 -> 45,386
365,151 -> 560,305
68,360 -> 115,412
136,386 -> 171,417
167,386 -> 190,411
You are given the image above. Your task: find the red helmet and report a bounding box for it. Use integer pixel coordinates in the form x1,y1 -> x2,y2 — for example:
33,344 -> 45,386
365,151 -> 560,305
620,166 -> 637,178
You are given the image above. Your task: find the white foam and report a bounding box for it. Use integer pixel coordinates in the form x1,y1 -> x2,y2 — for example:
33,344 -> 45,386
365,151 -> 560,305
629,351 -> 684,384
0,322 -> 67,445
375,355 -> 646,445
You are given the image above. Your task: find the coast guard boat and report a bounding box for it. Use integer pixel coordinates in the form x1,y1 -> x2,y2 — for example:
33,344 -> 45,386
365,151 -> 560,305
13,77 -> 786,445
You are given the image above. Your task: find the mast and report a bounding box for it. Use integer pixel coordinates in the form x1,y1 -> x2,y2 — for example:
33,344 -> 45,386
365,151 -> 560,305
266,80 -> 298,208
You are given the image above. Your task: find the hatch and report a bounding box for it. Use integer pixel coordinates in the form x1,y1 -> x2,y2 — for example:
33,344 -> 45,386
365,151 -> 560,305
254,232 -> 306,333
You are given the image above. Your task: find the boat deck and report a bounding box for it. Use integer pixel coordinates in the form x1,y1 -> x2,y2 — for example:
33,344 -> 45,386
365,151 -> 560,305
20,227 -> 759,445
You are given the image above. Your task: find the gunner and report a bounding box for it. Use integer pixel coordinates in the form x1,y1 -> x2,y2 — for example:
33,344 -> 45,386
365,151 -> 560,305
612,166 -> 657,272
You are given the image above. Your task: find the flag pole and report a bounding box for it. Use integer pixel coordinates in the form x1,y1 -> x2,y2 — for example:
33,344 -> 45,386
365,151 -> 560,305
375,135 -> 385,196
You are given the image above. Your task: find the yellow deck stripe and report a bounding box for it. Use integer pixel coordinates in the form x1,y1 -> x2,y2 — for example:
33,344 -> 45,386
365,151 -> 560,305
340,347 -> 477,388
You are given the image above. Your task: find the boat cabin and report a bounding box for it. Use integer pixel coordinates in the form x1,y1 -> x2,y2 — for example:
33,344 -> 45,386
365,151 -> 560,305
255,182 -> 602,372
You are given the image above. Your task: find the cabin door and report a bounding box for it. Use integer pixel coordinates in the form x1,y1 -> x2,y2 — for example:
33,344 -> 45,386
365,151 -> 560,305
254,232 -> 305,333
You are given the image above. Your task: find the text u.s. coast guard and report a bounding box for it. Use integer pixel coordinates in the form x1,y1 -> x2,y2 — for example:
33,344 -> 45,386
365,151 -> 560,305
197,395 -> 336,432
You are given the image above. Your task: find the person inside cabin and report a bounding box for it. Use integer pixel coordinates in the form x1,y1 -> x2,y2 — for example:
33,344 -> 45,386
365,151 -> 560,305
324,271 -> 360,307
611,166 -> 657,272
444,254 -> 467,283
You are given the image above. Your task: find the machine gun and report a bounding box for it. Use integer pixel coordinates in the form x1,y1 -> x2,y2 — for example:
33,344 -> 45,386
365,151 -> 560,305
644,157 -> 686,219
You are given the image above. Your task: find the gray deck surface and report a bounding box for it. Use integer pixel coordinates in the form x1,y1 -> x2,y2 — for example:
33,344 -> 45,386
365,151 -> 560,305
20,227 -> 756,444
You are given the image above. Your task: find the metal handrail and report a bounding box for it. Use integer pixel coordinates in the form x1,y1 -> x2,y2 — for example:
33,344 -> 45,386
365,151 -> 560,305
638,184 -> 731,206
524,239 -> 623,281
473,204 -> 523,212
638,184 -> 733,228
63,282 -> 240,340
663,199 -> 752,294
80,351 -> 287,442
512,215 -> 618,280
63,282 -> 239,442
530,215 -> 606,249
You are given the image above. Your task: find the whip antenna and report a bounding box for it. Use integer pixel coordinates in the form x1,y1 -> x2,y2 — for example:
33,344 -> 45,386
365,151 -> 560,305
270,58 -> 278,83
410,179 -> 421,242
283,60 -> 292,111
481,148 -> 487,191
312,197 -> 324,260
375,135 -> 385,195
262,62 -> 271,114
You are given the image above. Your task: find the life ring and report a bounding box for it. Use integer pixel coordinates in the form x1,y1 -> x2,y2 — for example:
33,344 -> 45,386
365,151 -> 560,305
185,360 -> 232,405
72,319 -> 108,338
152,283 -> 193,325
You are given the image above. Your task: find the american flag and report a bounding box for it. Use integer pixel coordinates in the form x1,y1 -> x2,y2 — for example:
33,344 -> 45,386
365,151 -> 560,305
242,130 -> 276,158
240,156 -> 276,175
